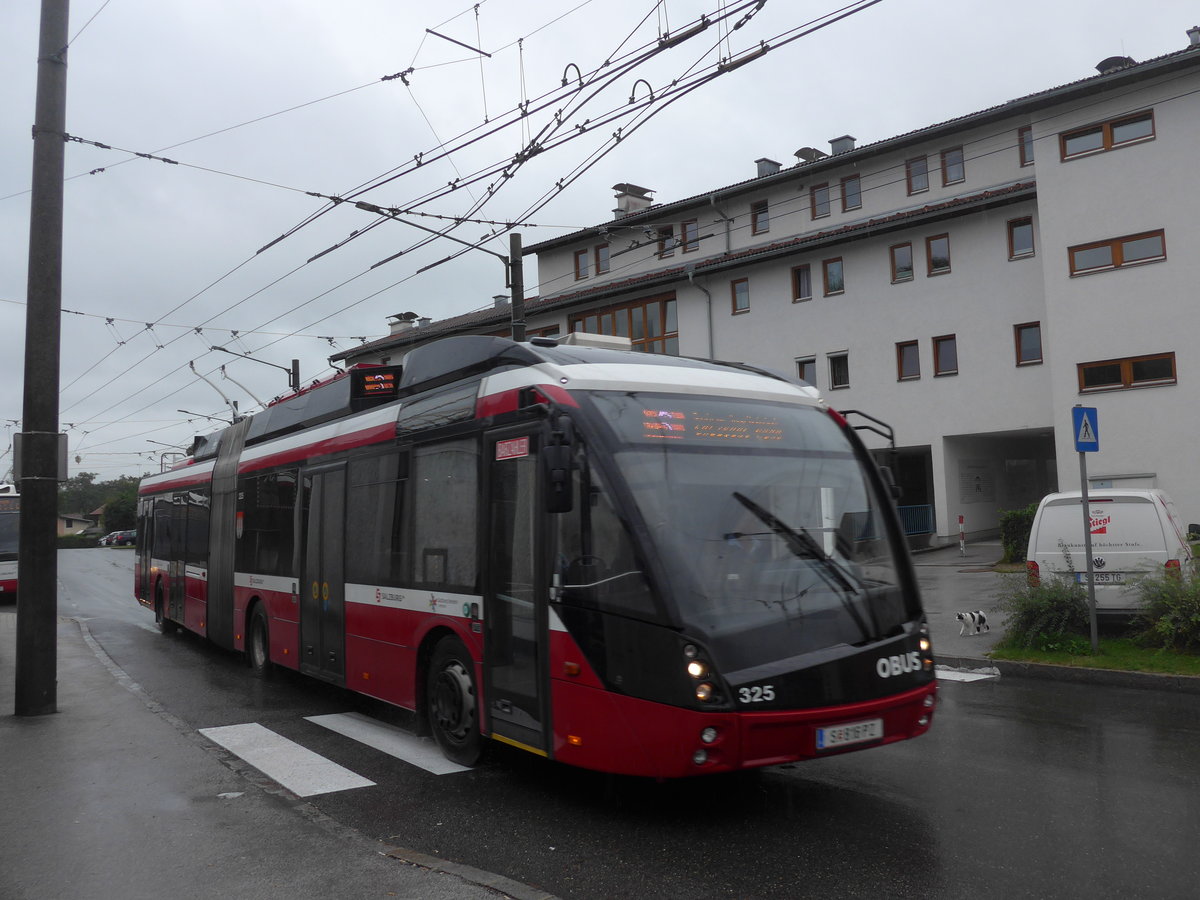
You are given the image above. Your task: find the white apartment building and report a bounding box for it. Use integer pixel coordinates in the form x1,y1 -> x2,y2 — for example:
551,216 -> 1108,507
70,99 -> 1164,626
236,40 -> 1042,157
336,29 -> 1200,546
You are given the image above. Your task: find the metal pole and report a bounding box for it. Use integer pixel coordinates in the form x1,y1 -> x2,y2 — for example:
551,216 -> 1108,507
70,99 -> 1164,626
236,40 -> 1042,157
16,0 -> 71,716
509,233 -> 525,342
1079,452 -> 1099,653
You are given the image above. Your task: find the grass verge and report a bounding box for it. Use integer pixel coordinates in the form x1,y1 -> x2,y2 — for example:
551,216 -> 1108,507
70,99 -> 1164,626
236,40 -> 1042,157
989,638 -> 1200,677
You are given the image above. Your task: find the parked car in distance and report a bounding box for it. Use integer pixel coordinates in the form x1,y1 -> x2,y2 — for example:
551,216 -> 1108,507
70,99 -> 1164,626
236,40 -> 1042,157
97,532 -> 115,546
1026,488 -> 1194,616
111,530 -> 136,547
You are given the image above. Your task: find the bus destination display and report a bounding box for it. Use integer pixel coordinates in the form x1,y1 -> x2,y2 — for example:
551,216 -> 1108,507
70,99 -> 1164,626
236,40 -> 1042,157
641,408 -> 784,443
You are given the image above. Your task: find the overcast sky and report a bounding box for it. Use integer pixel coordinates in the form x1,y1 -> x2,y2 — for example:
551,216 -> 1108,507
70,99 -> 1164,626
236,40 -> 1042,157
2,0 -> 1196,483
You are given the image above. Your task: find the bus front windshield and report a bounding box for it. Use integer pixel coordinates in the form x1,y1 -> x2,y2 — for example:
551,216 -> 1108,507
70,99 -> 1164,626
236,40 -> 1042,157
590,392 -> 918,672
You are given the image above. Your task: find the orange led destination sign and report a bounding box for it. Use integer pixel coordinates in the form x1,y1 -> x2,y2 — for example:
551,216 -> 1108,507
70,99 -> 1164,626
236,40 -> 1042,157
640,408 -> 784,443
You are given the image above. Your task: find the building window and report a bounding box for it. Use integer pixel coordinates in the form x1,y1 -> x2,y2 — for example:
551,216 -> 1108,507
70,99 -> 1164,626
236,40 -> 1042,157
890,243 -> 914,283
941,146 -> 965,185
1068,229 -> 1165,276
1078,352 -> 1175,392
810,184 -> 830,219
1014,322 -> 1042,366
528,324 -> 561,339
751,200 -> 769,235
829,353 -> 850,389
594,242 -> 610,274
791,265 -> 812,302
1008,217 -> 1035,259
1018,125 -> 1034,166
657,225 -> 676,258
681,219 -> 699,253
569,295 -> 678,354
841,174 -> 862,211
906,156 -> 929,194
823,258 -> 844,295
796,357 -> 816,385
926,234 -> 951,275
933,334 -> 958,376
897,341 -> 920,380
730,278 -> 750,315
573,249 -> 589,280
1061,111 -> 1154,160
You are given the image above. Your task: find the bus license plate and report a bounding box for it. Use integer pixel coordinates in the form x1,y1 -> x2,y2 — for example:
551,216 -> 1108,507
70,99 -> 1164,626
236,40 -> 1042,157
1075,572 -> 1125,584
816,718 -> 883,750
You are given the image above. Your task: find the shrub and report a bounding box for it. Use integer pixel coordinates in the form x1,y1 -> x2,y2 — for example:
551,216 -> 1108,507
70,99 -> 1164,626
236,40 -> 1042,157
1132,569 -> 1200,653
998,501 -> 1039,564
994,570 -> 1090,649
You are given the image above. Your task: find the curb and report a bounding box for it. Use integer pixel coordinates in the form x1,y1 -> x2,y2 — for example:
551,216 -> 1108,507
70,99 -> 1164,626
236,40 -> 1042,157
937,653 -> 1200,694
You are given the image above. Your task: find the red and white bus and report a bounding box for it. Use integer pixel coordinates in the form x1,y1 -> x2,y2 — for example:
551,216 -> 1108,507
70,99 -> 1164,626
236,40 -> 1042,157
136,335 -> 936,778
0,484 -> 18,597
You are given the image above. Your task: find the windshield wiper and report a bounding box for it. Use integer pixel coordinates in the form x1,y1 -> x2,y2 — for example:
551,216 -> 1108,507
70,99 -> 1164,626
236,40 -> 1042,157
731,491 -> 875,641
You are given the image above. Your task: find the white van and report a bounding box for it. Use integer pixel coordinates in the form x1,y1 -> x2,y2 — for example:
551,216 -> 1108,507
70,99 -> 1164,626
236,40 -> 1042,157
1025,489 -> 1194,616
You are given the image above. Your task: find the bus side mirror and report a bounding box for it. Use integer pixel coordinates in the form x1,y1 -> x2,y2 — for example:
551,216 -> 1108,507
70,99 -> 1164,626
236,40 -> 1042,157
542,414 -> 575,514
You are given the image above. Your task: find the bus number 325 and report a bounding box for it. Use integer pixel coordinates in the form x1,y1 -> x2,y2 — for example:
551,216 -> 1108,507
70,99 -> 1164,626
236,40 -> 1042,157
739,684 -> 776,703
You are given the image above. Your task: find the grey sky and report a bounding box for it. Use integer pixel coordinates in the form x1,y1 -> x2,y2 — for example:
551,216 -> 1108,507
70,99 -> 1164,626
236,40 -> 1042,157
2,0 -> 1194,480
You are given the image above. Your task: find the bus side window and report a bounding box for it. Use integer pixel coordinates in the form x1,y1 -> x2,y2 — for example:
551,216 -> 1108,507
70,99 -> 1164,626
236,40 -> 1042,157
408,440 -> 478,592
346,453 -> 408,587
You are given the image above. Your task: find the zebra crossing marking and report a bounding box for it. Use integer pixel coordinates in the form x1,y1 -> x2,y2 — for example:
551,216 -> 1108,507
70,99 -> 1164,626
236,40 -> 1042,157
199,722 -> 375,796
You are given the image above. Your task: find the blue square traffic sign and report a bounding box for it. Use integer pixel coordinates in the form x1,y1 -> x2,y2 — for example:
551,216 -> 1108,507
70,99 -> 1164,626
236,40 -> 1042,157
1072,407 -> 1099,452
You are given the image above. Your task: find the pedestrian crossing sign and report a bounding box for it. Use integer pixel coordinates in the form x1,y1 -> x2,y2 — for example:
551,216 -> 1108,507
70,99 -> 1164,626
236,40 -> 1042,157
1072,406 -> 1099,452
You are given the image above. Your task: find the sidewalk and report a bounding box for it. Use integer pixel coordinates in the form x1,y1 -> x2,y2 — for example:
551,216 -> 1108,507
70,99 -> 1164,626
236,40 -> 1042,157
0,609 -> 549,900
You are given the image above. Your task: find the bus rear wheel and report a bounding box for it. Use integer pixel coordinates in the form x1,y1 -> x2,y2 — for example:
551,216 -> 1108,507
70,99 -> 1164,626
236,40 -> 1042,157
248,604 -> 272,677
428,636 -> 481,766
155,585 -> 177,635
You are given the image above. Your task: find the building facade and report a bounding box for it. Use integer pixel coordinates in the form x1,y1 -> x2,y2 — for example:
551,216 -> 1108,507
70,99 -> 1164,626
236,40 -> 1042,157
336,31 -> 1200,544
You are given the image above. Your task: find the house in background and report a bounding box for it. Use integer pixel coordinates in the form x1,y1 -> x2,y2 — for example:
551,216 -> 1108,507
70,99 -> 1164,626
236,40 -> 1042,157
334,27 -> 1200,546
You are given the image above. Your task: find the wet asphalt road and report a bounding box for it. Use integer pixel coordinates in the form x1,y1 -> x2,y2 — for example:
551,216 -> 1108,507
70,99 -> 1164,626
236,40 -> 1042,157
56,549 -> 1200,898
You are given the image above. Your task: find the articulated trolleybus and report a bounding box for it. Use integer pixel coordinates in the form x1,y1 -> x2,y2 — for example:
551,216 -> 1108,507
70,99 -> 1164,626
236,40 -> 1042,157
136,335 -> 936,778
0,483 -> 18,597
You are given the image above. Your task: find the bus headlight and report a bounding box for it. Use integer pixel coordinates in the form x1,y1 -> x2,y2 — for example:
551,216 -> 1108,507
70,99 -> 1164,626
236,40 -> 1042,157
687,660 -> 709,679
695,683 -> 714,702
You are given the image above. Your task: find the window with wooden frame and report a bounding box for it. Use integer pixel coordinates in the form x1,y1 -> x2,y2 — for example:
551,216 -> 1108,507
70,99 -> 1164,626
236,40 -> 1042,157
823,258 -> 844,296
1078,352 -> 1175,392
890,243 -> 914,283
941,146 -> 965,185
791,264 -> 812,302
573,248 -> 589,280
751,200 -> 770,235
841,174 -> 862,211
657,225 -> 676,258
810,183 -> 830,219
828,352 -> 850,389
680,219 -> 700,252
1018,125 -> 1034,166
796,356 -> 817,386
906,156 -> 929,194
1014,322 -> 1042,366
730,278 -> 750,315
594,242 -> 610,274
926,233 -> 951,275
1069,229 -> 1165,276
896,341 -> 920,380
569,294 -> 678,354
1061,111 -> 1154,160
932,334 -> 958,376
1008,217 -> 1035,259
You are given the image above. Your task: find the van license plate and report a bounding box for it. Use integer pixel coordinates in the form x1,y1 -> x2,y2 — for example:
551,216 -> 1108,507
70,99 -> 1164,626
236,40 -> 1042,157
816,718 -> 883,750
1075,572 -> 1125,584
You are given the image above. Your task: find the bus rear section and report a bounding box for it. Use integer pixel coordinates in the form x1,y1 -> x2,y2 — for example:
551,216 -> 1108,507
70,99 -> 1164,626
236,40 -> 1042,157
0,487 -> 18,597
135,335 -> 936,778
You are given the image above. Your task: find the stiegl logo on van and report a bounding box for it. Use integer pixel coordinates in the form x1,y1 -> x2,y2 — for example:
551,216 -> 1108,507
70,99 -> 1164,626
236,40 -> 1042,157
876,651 -> 921,679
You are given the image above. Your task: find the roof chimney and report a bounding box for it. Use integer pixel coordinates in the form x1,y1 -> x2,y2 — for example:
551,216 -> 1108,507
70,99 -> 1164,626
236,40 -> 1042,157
829,134 -> 856,154
611,183 -> 655,217
493,294 -> 509,309
793,146 -> 828,163
1188,25 -> 1200,46
755,157 -> 782,177
1095,55 -> 1136,74
388,311 -> 419,333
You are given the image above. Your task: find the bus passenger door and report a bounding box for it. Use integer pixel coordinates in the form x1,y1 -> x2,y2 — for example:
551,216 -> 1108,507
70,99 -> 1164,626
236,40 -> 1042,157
299,464 -> 346,683
484,428 -> 549,756
167,492 -> 187,624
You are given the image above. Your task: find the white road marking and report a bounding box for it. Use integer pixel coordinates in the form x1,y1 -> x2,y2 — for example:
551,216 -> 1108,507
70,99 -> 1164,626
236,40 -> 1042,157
199,722 -> 375,796
306,712 -> 470,775
136,622 -> 159,634
936,667 -> 999,682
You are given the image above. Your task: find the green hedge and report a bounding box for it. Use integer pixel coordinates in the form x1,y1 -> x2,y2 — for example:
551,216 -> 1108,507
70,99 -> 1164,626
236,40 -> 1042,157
998,502 -> 1039,564
57,534 -> 107,549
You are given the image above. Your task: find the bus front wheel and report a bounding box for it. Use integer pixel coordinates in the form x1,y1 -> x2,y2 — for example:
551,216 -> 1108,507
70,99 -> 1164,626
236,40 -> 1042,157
248,605 -> 272,677
428,636 -> 481,766
155,585 -> 177,635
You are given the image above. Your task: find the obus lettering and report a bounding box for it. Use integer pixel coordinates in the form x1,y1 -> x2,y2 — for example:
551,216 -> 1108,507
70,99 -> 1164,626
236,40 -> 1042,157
875,651 -> 921,679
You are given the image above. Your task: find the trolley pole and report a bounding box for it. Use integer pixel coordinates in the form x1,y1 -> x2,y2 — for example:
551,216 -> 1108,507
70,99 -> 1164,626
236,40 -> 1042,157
16,0 -> 71,716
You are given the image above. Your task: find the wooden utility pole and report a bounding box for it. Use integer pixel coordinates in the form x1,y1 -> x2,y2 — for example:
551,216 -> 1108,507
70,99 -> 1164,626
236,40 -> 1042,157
16,0 -> 70,716
509,233 -> 525,342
